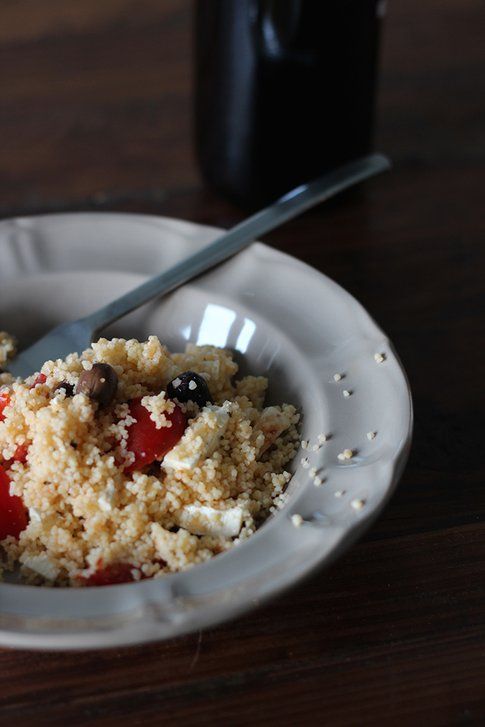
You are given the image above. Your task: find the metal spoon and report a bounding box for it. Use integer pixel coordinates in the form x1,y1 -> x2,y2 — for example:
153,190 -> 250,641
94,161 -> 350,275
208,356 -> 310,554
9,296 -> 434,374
7,153 -> 390,378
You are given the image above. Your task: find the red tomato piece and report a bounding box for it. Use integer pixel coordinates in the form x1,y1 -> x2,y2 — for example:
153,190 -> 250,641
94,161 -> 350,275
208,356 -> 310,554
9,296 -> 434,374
13,444 -> 29,463
30,373 -> 47,388
125,397 -> 186,473
81,562 -> 137,586
0,465 -> 28,540
0,391 -> 10,422
2,444 -> 29,471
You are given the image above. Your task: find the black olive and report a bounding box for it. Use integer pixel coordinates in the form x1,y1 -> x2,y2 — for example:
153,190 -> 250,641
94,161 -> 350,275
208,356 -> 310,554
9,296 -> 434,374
146,461 -> 161,477
75,363 -> 118,406
55,382 -> 75,397
166,371 -> 213,407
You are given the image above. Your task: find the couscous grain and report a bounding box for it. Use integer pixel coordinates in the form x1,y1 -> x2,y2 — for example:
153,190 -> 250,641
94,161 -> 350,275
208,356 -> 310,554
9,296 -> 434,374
0,337 -> 300,586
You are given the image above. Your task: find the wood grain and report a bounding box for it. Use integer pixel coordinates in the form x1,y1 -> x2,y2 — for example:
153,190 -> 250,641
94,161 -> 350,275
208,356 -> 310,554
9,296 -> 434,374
0,0 -> 484,724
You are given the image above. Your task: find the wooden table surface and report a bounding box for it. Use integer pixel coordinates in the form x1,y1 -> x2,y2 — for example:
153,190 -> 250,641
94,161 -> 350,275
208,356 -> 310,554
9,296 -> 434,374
1,1 -> 484,724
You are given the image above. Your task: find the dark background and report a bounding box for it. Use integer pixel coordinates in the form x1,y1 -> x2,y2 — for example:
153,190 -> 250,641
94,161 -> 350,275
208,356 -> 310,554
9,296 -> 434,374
1,1 -> 484,724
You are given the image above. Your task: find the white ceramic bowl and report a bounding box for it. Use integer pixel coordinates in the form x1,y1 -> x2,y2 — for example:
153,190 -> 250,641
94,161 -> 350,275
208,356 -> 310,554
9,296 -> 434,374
0,213 -> 412,650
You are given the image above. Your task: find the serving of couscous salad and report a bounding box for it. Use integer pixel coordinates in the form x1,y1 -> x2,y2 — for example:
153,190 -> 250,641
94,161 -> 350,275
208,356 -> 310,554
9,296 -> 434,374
0,332 -> 299,586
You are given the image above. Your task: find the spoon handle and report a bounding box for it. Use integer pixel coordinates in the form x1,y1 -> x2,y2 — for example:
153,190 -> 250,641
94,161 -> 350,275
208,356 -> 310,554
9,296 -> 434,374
85,153 -> 390,333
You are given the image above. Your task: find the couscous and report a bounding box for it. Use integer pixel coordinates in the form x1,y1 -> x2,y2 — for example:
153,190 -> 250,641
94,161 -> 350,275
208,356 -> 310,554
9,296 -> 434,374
0,333 -> 299,586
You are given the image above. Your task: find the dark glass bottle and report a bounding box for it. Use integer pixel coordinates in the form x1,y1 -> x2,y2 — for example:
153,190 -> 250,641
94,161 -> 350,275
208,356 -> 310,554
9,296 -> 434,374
194,0 -> 383,207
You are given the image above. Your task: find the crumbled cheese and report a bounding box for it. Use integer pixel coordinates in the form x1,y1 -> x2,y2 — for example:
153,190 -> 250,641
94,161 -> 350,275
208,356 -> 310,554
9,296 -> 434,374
163,404 -> 230,470
301,439 -> 309,450
29,507 -> 42,523
337,448 -> 354,461
367,431 -> 377,440
177,504 -> 243,538
21,554 -> 60,581
309,466 -> 317,478
334,490 -> 346,498
342,389 -> 352,398
313,476 -> 324,486
351,498 -> 366,511
188,380 -> 197,391
374,352 -> 386,364
98,494 -> 113,512
333,373 -> 343,382
172,377 -> 182,388
301,457 -> 310,468
318,433 -> 329,443
253,406 -> 292,454
291,513 -> 303,528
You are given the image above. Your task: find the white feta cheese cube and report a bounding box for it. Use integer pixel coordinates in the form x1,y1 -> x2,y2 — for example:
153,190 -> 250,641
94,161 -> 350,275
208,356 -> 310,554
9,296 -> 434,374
29,507 -> 42,523
97,481 -> 116,512
98,480 -> 116,512
177,504 -> 243,538
21,554 -> 59,581
253,406 -> 292,454
98,494 -> 112,512
163,404 -> 230,470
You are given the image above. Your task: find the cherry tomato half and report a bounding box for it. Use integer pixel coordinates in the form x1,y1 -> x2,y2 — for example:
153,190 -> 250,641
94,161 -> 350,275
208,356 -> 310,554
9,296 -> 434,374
0,391 -> 10,422
12,444 -> 29,464
0,465 -> 28,540
125,397 -> 186,473
2,444 -> 29,471
81,562 -> 137,586
79,559 -> 165,586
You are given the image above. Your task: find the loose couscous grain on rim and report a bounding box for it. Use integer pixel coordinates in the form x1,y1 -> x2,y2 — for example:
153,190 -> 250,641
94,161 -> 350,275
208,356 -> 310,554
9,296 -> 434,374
0,334 -> 300,586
